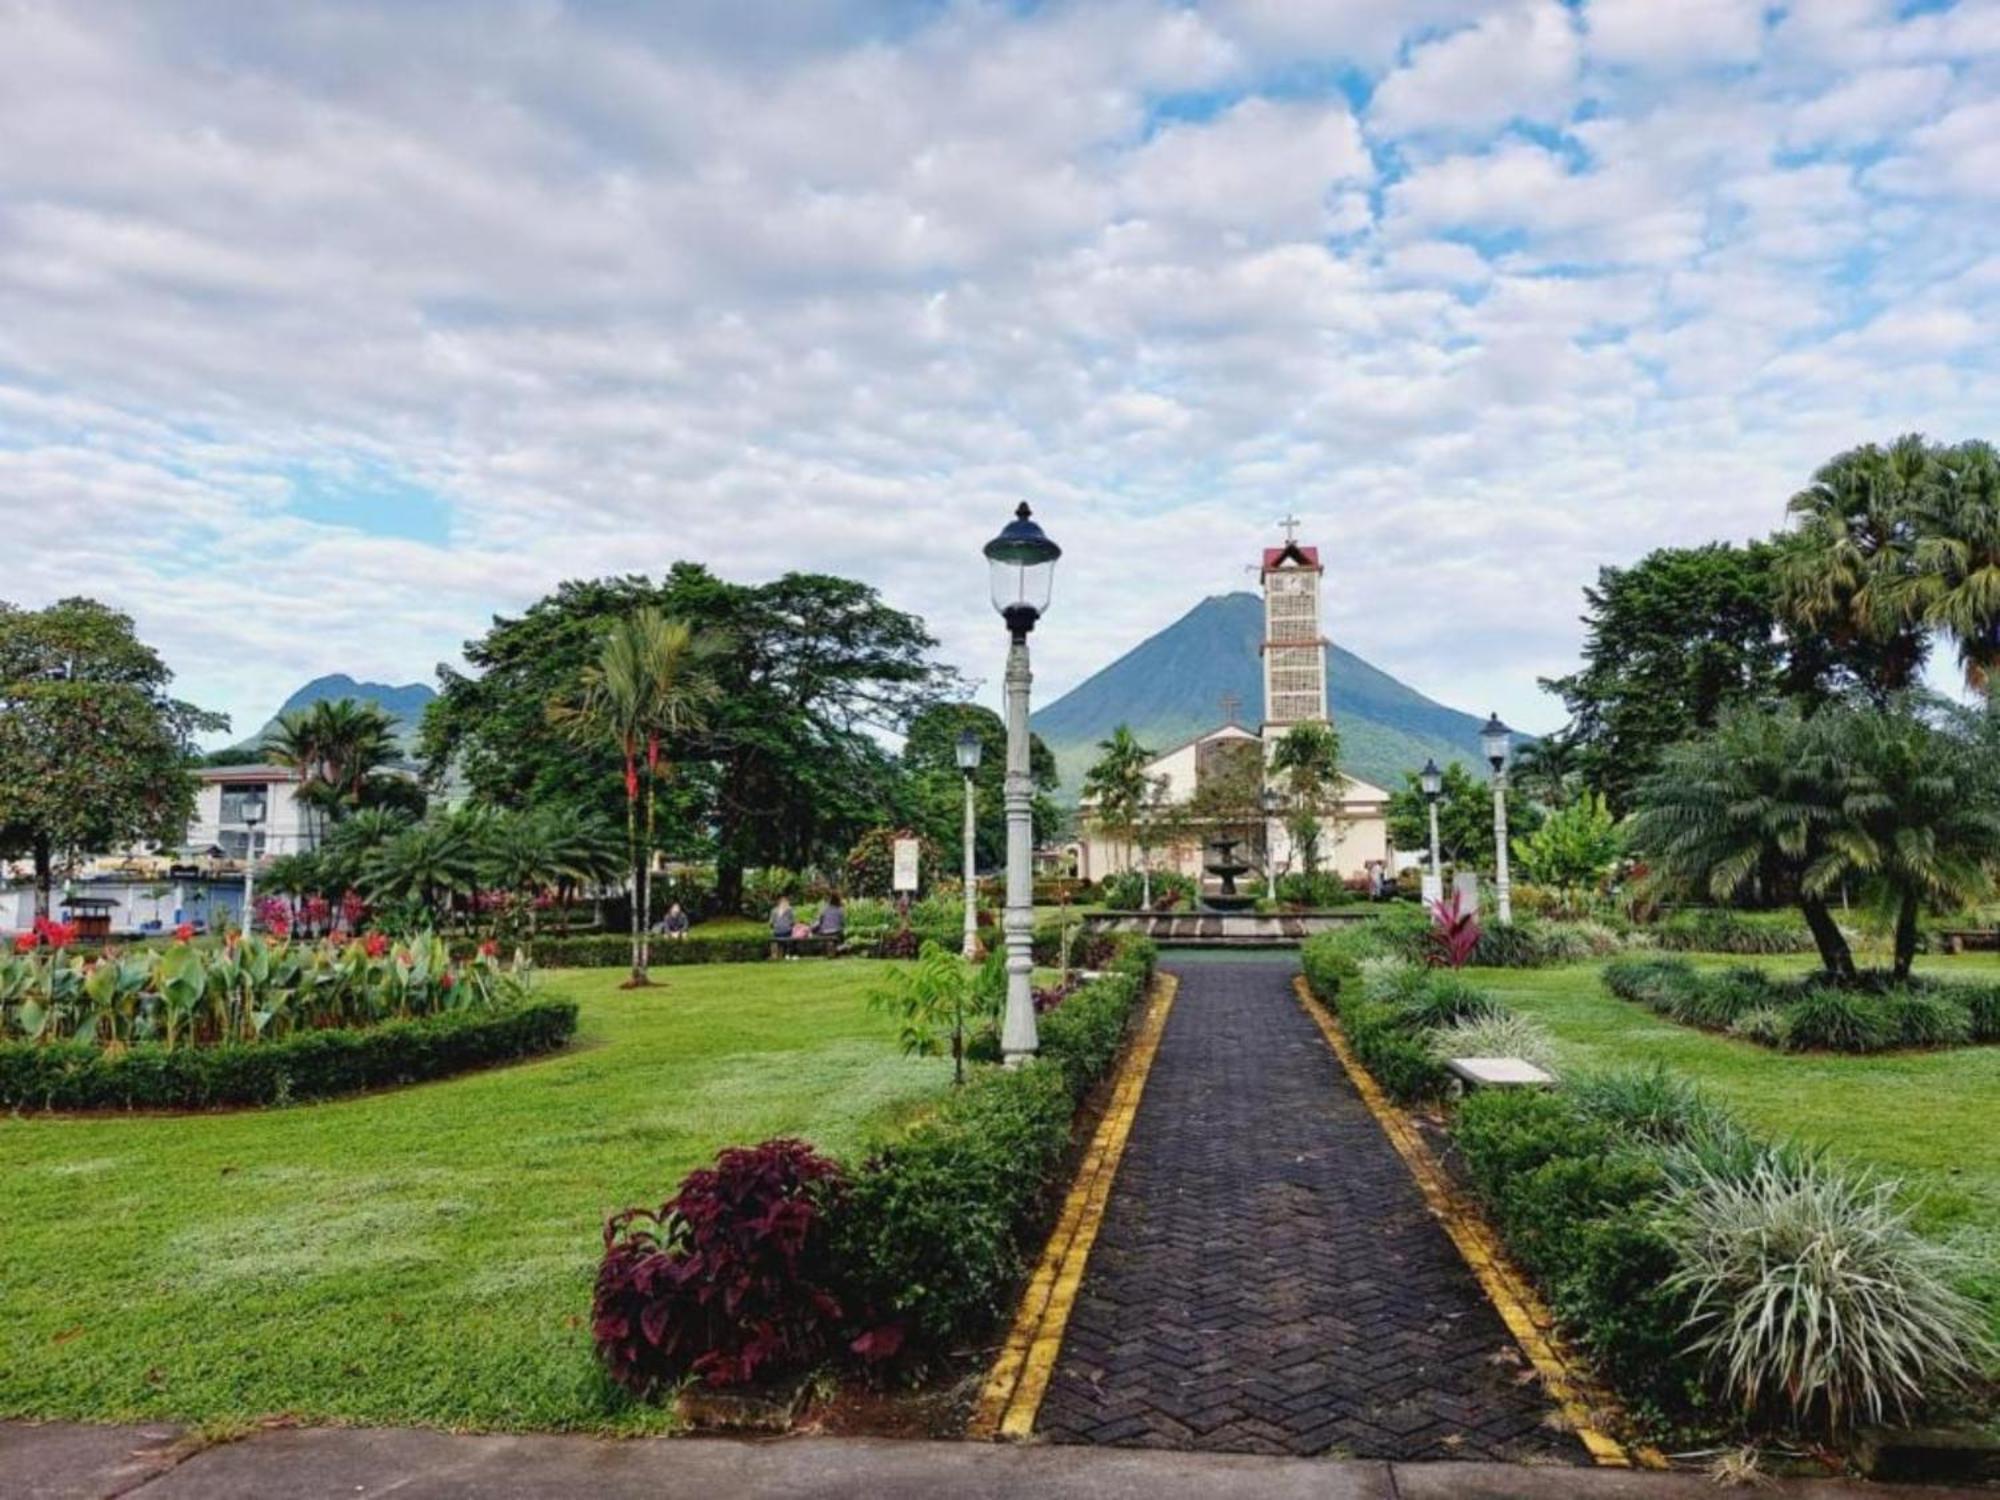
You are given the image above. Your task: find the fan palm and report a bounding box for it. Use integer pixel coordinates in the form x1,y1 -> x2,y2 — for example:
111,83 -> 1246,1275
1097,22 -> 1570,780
363,815 -> 483,926
550,610 -> 728,985
1897,440 -> 2000,691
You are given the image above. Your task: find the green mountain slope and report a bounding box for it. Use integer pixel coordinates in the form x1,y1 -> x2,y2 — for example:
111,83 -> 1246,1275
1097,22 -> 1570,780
1031,592 -> 1493,794
225,674 -> 435,761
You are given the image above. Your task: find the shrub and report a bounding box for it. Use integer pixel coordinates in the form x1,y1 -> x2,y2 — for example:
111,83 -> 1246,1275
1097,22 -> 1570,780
0,999 -> 578,1110
1958,981 -> 2000,1042
1729,1006 -> 1790,1048
1274,871 -> 1351,908
844,829 -> 942,900
1567,1066 -> 1733,1149
1426,889 -> 1481,968
1657,1149 -> 1990,1434
593,1139 -> 851,1394
1602,955 -> 1705,1019
1426,1012 -> 1559,1072
1882,989 -> 1974,1049
1653,909 -> 1818,955
1386,971 -> 1503,1033
1780,986 -> 1900,1053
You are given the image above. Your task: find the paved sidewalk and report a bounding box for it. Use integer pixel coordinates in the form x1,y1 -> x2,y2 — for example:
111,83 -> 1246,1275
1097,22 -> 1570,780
1035,958 -> 1580,1461
6,1422 -> 1992,1500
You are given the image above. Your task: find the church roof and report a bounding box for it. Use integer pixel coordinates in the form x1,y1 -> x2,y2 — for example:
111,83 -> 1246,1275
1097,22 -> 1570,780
1262,542 -> 1320,570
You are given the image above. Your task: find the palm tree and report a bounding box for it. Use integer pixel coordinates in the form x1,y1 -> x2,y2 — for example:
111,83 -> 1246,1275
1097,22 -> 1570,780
548,815 -> 626,934
261,852 -> 324,932
1627,708 -> 1859,980
1512,730 -> 1583,811
1269,721 -> 1343,877
1774,437 -> 1933,700
363,814 -> 482,927
319,806 -> 413,895
550,610 -> 727,986
263,698 -> 401,835
1082,725 -> 1154,904
1899,440 -> 2000,692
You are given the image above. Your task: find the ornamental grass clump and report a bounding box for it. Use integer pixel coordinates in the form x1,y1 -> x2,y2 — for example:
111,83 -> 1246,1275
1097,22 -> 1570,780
1657,1149 -> 1991,1435
1424,1011 -> 1559,1073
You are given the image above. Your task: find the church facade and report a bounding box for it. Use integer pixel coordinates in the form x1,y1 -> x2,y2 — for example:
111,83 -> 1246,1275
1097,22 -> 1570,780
1073,528 -> 1395,891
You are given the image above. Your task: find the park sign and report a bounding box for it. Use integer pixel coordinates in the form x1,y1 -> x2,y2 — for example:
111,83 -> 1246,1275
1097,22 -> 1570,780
892,837 -> 920,893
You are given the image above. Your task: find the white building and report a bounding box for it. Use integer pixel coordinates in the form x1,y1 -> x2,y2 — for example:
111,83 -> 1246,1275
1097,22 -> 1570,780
182,764 -> 323,861
1074,528 -> 1394,890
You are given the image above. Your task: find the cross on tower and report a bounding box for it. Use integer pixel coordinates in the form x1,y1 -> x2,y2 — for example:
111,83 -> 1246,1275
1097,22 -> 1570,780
1219,692 -> 1242,724
1277,512 -> 1303,544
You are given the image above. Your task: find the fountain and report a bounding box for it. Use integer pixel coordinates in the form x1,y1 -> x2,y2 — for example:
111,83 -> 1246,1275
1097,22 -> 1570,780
1202,836 -> 1257,913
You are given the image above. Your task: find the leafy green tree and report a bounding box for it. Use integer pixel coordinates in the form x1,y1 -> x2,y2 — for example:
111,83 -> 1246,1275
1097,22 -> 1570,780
1542,543 -> 1792,812
868,942 -> 1002,1085
1386,761 -> 1537,871
1512,792 -> 1621,913
550,609 -> 727,986
262,698 -> 401,834
1269,721 -> 1343,876
901,702 -> 1057,871
1626,708 -> 1859,979
1081,724 -> 1154,890
0,598 -> 226,916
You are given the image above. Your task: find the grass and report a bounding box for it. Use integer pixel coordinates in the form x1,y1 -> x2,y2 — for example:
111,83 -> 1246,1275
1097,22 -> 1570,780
0,960 -> 950,1433
1476,952 -> 2000,1344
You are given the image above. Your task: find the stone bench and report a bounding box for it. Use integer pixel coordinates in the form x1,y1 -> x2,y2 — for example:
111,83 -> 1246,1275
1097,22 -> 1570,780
1444,1057 -> 1557,1091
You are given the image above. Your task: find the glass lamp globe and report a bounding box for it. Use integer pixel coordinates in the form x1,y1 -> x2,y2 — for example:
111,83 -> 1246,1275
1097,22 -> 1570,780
955,726 -> 983,774
1480,714 -> 1513,775
1419,758 -> 1443,800
983,502 -> 1061,630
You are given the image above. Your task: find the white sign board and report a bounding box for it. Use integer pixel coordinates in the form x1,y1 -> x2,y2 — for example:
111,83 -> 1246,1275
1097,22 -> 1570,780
1452,870 -> 1481,916
1420,872 -> 1443,906
892,837 -> 921,893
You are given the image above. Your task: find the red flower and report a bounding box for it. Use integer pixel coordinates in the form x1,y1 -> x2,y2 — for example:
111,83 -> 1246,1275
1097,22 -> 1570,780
441,970 -> 456,989
362,931 -> 389,959
173,923 -> 194,942
12,932 -> 36,954
33,917 -> 78,950
478,940 -> 499,959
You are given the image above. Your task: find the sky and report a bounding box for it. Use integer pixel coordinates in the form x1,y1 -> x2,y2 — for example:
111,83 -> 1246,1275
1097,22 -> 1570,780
3,0 -> 1998,746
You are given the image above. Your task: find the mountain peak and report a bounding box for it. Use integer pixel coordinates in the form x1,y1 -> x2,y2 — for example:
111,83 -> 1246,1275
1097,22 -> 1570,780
1030,595 -> 1489,793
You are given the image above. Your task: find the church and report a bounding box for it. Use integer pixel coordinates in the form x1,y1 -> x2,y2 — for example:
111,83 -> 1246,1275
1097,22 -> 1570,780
1072,525 -> 1395,891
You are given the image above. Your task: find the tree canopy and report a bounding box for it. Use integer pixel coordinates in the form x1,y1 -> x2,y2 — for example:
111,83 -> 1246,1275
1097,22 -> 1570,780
902,701 -> 1057,871
0,598 -> 225,914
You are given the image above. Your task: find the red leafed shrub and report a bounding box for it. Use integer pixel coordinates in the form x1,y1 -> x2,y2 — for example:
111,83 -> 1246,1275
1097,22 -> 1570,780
1426,890 -> 1481,969
593,1138 -> 850,1394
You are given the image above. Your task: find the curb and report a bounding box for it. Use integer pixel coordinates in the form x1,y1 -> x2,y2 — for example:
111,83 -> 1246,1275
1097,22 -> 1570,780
968,972 -> 1180,1441
1291,974 -> 1666,1472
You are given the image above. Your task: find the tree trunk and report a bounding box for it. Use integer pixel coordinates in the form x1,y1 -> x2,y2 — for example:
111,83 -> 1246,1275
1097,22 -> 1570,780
626,791 -> 646,986
1892,888 -> 1921,981
640,776 -> 656,977
32,836 -> 52,921
1801,896 -> 1857,982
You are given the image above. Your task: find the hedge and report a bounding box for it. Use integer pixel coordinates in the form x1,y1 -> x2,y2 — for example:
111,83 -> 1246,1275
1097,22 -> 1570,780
0,999 -> 579,1110
495,934 -> 772,969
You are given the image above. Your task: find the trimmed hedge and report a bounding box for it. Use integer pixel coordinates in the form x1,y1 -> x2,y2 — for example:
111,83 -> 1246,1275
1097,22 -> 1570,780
510,934 -> 772,969
0,999 -> 579,1110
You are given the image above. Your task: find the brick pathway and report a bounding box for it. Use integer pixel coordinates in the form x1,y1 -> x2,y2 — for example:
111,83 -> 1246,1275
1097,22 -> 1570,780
1035,957 -> 1585,1462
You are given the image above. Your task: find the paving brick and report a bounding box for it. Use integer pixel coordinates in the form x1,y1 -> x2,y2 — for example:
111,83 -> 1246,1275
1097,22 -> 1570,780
1035,958 -> 1584,1464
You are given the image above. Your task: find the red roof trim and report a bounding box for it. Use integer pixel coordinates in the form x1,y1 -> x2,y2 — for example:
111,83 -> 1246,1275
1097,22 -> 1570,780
1262,543 -> 1320,569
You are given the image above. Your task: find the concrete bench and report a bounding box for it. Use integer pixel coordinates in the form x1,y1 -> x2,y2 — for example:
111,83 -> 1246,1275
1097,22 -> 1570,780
770,934 -> 842,960
1445,1057 -> 1557,1091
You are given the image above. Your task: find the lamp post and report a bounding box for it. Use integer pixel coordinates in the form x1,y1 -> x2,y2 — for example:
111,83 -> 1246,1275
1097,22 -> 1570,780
984,503 -> 1061,1066
1480,715 -> 1514,926
240,798 -> 266,935
1419,757 -> 1444,904
955,726 -> 983,960
1260,785 -> 1281,903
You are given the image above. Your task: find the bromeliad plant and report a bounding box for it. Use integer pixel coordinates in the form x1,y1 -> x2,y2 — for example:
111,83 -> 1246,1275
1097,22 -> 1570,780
0,933 -> 530,1049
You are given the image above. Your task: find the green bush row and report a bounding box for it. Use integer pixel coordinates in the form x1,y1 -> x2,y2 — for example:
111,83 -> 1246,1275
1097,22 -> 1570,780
832,936 -> 1156,1362
1651,909 -> 1819,955
0,998 -> 580,1110
1603,957 -> 2000,1052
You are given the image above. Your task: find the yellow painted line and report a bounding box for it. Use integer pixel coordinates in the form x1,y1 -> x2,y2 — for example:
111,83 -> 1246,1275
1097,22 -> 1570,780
1291,975 -> 1668,1472
968,972 -> 1179,1442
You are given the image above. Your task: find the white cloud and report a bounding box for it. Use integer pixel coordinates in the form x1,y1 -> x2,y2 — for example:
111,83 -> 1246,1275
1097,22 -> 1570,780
1369,2 -> 1580,137
1121,97 -> 1372,238
1586,0 -> 1769,69
1785,65 -> 1955,147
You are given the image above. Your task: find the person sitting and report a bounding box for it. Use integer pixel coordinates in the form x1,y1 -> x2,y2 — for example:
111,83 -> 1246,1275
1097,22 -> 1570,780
658,902 -> 690,941
771,896 -> 797,958
814,892 -> 846,941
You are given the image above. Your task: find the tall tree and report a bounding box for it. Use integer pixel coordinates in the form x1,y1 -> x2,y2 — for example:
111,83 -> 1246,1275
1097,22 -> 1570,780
1899,438 -> 2000,690
262,697 -> 401,838
550,609 -> 726,987
1386,761 -> 1541,872
1081,725 -> 1154,899
1542,543 -> 1791,813
1268,721 -> 1343,876
0,599 -> 226,916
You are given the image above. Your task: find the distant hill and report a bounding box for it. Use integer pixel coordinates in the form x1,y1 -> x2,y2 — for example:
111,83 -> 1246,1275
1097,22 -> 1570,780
225,674 -> 435,761
1031,592 -> 1494,795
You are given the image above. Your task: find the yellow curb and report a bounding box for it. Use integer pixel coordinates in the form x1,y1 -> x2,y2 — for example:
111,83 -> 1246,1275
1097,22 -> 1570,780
967,971 -> 1179,1442
1291,975 -> 1668,1472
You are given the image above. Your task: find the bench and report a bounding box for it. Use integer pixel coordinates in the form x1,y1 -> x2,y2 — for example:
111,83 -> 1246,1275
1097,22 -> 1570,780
1445,1057 -> 1557,1092
770,934 -> 842,960
1937,928 -> 2000,954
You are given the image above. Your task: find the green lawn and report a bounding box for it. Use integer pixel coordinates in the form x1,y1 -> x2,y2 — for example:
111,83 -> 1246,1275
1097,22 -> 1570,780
0,961 -> 949,1433
1477,954 -> 2000,1337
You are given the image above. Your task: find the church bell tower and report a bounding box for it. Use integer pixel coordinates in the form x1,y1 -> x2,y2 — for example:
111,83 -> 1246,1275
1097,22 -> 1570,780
1259,515 -> 1328,746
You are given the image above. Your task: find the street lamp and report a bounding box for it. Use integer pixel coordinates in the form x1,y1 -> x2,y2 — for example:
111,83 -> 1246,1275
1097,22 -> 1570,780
240,798 -> 266,935
955,726 -> 983,959
1260,785 -> 1281,903
1419,757 -> 1444,904
984,503 -> 1061,1065
1481,714 -> 1514,926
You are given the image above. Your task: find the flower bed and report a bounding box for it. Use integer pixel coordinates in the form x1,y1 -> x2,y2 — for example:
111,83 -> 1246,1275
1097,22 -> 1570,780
591,934 -> 1158,1397
1603,956 -> 2000,1053
0,930 -> 573,1108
